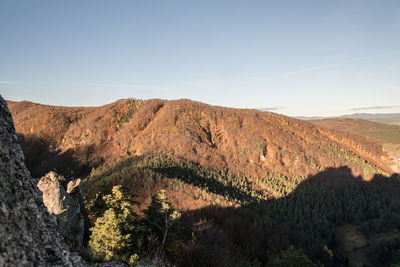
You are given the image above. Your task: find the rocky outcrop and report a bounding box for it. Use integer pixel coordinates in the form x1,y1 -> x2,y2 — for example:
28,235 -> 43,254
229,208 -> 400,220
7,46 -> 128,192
37,172 -> 89,251
0,95 -> 86,266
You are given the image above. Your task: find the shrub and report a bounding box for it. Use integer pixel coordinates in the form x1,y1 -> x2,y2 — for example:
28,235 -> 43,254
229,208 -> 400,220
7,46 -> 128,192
144,189 -> 182,258
89,185 -> 139,262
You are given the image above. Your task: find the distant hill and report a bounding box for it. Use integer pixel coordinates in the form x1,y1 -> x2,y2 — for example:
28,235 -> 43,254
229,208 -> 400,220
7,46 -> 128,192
310,118 -> 400,145
7,98 -> 390,179
341,113 -> 400,125
297,113 -> 400,125
310,118 -> 400,173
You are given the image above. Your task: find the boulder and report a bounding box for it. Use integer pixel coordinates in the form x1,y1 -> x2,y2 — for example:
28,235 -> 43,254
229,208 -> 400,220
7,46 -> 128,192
37,172 -> 88,251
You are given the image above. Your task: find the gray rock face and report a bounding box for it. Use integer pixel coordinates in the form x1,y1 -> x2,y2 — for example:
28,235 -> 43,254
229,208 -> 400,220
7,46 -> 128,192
37,172 -> 87,251
0,95 -> 128,267
0,95 -> 87,266
37,172 -> 70,215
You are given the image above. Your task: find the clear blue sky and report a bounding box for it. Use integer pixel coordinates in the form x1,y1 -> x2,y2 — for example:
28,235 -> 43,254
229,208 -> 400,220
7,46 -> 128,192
1,0 -> 399,116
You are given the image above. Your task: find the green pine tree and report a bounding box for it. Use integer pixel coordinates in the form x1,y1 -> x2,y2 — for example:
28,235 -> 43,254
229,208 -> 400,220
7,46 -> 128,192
144,189 -> 181,258
89,185 -> 139,263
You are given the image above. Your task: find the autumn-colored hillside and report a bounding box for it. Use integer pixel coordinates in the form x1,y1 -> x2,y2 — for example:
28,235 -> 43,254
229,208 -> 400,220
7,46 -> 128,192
310,118 -> 400,144
311,118 -> 400,173
7,98 -> 400,266
7,98 -> 390,179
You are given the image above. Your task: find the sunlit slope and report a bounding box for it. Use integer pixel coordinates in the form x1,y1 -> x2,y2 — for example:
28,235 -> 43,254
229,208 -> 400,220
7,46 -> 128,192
7,99 -> 389,178
311,118 -> 400,144
311,118 -> 400,173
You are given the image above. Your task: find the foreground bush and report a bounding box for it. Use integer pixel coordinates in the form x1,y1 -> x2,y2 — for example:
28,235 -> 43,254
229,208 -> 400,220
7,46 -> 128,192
89,185 -> 139,263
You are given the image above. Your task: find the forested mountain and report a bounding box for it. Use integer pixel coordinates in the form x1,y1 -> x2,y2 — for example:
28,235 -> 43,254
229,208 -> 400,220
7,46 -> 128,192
7,98 -> 390,179
7,98 -> 400,266
311,118 -> 400,173
310,118 -> 400,145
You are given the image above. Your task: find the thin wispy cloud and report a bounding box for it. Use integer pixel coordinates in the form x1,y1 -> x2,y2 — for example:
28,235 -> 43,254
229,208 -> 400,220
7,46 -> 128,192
257,107 -> 285,111
277,63 -> 336,78
268,54 -> 386,81
82,82 -> 145,89
349,106 -> 400,111
0,80 -> 24,84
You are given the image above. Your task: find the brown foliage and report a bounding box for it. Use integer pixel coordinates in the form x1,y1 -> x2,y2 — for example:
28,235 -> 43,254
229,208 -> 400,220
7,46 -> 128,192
7,98 -> 390,178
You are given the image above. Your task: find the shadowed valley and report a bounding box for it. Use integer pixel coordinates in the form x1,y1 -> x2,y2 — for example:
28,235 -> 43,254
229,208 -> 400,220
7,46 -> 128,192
6,98 -> 400,266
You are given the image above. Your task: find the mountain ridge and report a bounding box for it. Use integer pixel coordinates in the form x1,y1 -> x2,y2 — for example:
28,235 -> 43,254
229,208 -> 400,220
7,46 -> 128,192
296,112 -> 400,125
7,98 -> 391,179
310,118 -> 400,173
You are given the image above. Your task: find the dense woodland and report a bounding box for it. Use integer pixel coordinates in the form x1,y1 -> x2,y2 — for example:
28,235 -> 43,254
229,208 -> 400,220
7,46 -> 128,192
8,98 -> 393,180
8,99 -> 400,266
82,154 -> 400,266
